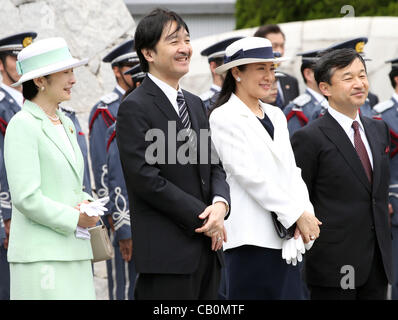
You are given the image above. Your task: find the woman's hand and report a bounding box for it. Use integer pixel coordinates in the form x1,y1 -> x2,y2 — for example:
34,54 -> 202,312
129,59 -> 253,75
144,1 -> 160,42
77,213 -> 99,228
75,200 -> 99,228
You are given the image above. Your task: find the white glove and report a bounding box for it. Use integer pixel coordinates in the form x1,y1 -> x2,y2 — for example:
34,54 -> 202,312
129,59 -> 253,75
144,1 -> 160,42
304,239 -> 315,251
80,197 -> 109,217
282,238 -> 298,265
295,236 -> 306,264
282,236 -> 311,266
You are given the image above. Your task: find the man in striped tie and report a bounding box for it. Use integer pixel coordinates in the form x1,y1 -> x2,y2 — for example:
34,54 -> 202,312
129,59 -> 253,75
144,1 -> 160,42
291,48 -> 392,300
116,8 -> 230,300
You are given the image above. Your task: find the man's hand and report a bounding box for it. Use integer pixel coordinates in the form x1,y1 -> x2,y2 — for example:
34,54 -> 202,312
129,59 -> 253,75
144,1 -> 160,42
296,210 -> 322,243
107,215 -> 115,232
4,219 -> 10,250
119,239 -> 133,262
195,202 -> 227,242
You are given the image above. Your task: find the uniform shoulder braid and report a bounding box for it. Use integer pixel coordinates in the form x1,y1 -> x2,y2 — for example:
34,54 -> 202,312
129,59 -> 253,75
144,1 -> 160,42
373,99 -> 394,114
100,92 -> 119,106
292,93 -> 312,108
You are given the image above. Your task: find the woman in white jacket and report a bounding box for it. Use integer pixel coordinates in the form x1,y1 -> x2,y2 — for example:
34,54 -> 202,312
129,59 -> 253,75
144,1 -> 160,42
209,37 -> 321,299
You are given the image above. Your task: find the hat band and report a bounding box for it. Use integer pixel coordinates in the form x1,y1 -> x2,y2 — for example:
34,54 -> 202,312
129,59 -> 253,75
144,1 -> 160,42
16,46 -> 72,76
224,47 -> 274,64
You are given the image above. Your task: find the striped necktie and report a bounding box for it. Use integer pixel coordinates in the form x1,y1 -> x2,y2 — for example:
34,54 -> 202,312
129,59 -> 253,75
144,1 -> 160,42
177,91 -> 195,146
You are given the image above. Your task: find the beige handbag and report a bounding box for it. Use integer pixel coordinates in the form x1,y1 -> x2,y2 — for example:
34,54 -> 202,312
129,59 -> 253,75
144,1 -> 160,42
88,217 -> 114,263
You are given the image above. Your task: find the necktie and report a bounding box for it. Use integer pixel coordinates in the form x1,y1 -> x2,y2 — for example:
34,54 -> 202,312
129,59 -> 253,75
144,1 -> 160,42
177,91 -> 195,145
352,120 -> 372,183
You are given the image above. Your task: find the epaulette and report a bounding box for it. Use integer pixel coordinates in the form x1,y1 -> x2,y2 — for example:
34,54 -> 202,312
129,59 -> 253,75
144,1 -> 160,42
59,105 -> 75,113
293,93 -> 311,107
373,99 -> 394,114
100,92 -> 119,105
200,90 -> 214,102
0,91 -> 5,102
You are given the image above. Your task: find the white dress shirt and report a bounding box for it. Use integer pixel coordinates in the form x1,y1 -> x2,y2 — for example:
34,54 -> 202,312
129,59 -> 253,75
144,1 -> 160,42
147,73 -> 228,211
0,82 -> 23,107
392,92 -> 398,104
328,105 -> 373,168
148,73 -> 181,115
115,84 -> 126,96
306,87 -> 325,104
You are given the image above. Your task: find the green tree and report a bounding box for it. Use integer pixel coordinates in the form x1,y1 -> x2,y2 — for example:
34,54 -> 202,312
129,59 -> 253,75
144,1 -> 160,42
236,0 -> 398,29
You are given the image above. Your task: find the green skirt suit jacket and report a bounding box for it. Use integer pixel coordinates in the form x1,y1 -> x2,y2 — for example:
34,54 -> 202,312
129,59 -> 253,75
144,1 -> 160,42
4,100 -> 95,299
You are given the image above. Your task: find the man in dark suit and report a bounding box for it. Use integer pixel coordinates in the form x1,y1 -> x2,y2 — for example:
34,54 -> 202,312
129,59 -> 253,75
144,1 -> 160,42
291,48 -> 392,300
116,8 -> 230,300
254,24 -> 299,109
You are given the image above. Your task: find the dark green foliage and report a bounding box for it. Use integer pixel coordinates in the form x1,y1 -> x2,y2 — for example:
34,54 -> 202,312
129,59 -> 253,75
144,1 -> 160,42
235,0 -> 398,29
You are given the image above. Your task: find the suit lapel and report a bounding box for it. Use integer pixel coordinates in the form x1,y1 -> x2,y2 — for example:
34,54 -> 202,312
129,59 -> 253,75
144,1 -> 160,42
23,100 -> 82,181
232,95 -> 285,163
143,77 -> 185,132
320,112 -> 371,193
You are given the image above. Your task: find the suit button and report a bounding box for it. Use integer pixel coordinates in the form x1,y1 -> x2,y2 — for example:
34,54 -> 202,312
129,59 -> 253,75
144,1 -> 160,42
371,225 -> 375,231
201,179 -> 205,185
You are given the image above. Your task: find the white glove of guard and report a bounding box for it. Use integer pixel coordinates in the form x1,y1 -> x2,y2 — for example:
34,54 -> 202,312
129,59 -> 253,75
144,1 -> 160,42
80,197 -> 109,217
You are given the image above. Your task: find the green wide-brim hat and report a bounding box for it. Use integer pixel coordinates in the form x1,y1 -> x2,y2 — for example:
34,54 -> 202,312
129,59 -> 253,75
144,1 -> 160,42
12,37 -> 88,87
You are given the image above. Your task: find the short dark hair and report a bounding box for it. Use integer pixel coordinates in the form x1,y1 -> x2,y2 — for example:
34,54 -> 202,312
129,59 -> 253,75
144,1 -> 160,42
134,8 -> 189,73
389,68 -> 398,89
209,57 -> 224,68
22,80 -> 39,100
314,48 -> 367,86
22,76 -> 50,100
300,61 -> 315,84
254,24 -> 285,40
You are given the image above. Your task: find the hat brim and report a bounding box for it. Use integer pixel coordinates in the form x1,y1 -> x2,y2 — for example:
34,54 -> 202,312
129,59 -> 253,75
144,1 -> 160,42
215,57 -> 289,74
11,58 -> 88,87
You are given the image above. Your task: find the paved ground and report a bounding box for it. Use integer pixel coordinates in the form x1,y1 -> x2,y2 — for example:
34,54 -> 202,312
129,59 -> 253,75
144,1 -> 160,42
92,260 -> 392,300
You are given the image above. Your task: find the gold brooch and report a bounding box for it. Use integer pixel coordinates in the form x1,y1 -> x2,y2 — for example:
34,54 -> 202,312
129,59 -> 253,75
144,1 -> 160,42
355,41 -> 365,53
22,37 -> 33,48
69,126 -> 74,134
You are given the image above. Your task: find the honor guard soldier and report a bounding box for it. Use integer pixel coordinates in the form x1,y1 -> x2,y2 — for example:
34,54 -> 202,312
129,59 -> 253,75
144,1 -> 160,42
0,32 -> 37,300
88,39 -> 138,204
88,39 -> 138,300
102,64 -> 144,300
254,24 -> 300,110
59,105 -> 92,195
121,63 -> 146,99
199,37 -> 243,114
373,57 -> 398,300
311,37 -> 376,120
283,48 -> 326,137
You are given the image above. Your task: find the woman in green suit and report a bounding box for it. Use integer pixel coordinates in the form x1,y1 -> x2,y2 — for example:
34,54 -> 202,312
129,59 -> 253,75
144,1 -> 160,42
4,37 -> 99,299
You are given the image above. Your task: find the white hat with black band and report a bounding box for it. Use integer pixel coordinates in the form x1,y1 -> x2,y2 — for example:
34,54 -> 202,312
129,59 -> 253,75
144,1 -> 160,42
215,37 -> 288,74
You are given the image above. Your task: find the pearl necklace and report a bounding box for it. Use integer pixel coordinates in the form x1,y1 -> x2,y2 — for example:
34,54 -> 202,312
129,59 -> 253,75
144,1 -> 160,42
37,105 -> 60,121
46,113 -> 60,121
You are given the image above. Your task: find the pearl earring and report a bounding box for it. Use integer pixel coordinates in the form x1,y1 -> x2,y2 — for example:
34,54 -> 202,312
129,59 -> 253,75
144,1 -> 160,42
236,77 -> 241,82
41,87 -> 45,91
